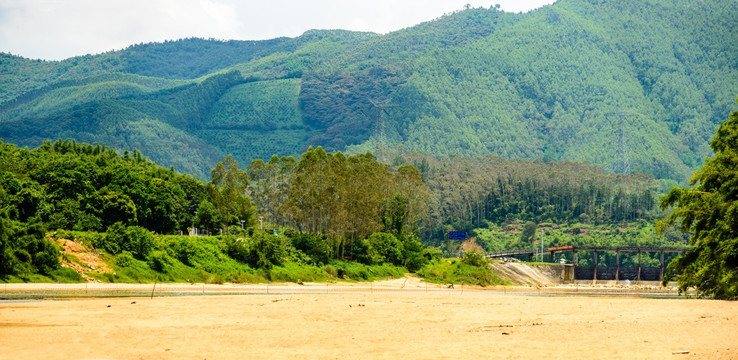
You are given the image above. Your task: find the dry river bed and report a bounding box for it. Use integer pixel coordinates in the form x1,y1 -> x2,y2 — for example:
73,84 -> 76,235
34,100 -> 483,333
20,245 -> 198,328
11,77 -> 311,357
0,280 -> 736,359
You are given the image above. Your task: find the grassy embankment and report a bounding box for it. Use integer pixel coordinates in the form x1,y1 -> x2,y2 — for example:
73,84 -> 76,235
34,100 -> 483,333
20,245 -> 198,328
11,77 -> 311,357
1,230 -> 513,287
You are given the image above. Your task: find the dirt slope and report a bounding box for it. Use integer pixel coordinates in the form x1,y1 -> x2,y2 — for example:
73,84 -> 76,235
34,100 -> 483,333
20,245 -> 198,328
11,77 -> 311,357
490,263 -> 565,286
53,237 -> 110,281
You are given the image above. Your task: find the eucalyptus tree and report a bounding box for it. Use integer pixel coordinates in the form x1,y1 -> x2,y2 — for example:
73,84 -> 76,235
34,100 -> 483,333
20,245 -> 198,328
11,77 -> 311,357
209,155 -> 256,230
247,155 -> 296,228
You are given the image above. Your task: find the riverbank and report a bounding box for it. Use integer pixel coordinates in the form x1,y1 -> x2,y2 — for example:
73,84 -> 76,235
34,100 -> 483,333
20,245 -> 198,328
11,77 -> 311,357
1,284 -> 734,359
0,276 -> 686,300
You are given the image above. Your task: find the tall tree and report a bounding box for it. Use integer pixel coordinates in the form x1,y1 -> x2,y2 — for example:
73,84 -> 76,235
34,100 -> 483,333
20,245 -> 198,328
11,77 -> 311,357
247,155 -> 296,227
209,155 -> 255,230
382,164 -> 430,237
660,105 -> 738,300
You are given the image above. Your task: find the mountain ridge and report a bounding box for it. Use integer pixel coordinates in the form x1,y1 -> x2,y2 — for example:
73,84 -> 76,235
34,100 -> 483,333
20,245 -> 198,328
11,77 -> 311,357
1,0 -> 736,182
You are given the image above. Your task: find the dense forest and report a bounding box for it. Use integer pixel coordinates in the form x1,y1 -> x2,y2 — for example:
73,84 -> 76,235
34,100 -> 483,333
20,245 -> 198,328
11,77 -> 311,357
0,139 -> 261,235
0,137 -> 671,281
0,139 -> 439,280
245,148 -> 660,245
1,0 -> 736,184
392,152 -> 659,243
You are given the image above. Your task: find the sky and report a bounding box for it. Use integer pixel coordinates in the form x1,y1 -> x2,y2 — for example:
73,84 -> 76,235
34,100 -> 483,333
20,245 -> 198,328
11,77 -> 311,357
0,0 -> 556,61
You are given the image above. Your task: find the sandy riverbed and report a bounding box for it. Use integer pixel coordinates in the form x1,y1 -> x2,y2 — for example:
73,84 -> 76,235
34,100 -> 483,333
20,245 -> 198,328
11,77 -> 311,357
1,280 -> 736,359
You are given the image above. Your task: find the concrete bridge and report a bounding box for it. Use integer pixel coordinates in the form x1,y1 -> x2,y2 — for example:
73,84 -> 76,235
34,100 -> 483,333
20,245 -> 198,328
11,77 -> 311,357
486,245 -> 690,281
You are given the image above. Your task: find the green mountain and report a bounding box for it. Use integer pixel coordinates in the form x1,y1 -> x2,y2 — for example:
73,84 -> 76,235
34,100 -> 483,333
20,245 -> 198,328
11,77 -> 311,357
1,0 -> 736,181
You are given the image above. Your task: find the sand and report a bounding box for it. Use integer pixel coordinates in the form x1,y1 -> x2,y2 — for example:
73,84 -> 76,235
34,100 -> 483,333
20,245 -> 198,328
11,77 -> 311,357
1,283 -> 736,360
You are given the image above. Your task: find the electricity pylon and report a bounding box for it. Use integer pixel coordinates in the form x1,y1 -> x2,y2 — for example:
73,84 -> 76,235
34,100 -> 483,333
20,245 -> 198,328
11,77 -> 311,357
606,111 -> 639,174
363,99 -> 397,148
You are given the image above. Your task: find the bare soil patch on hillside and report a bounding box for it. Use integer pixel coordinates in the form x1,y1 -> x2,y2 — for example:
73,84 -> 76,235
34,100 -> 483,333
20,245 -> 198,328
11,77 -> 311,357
1,288 -> 735,359
54,237 -> 111,279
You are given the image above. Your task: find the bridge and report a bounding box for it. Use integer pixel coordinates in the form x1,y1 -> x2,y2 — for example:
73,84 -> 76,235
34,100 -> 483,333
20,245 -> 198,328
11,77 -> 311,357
486,245 -> 690,281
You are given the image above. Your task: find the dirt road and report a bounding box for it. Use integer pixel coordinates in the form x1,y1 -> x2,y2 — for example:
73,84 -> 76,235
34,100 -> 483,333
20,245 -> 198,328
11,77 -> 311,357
1,284 -> 736,359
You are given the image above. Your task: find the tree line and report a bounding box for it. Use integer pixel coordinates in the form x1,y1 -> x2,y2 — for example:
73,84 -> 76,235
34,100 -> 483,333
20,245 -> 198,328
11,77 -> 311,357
0,139 -> 254,234
0,138 -> 259,277
247,146 -> 429,264
378,152 -> 658,245
0,135 -> 666,283
0,139 -> 436,278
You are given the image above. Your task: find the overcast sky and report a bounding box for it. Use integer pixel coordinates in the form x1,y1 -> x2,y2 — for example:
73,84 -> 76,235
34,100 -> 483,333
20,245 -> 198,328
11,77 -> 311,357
0,0 -> 556,61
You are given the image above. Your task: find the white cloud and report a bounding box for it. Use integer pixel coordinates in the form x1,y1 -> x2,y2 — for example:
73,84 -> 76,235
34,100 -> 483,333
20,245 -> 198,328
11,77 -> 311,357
0,0 -> 555,61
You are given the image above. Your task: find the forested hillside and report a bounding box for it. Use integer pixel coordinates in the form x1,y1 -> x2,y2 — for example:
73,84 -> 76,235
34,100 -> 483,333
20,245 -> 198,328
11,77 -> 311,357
238,145 -> 663,252
0,139 -> 438,281
1,0 -> 736,182
1,136 -> 666,281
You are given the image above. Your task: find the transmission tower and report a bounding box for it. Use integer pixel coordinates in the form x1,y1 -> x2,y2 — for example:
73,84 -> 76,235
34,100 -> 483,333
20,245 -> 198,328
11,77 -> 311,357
364,99 -> 397,148
606,111 -> 638,174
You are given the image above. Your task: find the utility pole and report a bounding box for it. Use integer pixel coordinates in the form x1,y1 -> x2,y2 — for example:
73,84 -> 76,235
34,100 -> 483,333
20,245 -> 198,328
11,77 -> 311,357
540,229 -> 544,262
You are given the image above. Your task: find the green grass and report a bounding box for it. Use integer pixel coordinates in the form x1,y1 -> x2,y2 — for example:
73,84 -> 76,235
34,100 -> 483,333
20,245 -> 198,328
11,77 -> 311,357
325,260 -> 408,282
417,259 -> 509,286
266,262 -> 332,283
9,229 -> 413,285
0,268 -> 84,283
43,231 -> 409,285
85,256 -> 408,285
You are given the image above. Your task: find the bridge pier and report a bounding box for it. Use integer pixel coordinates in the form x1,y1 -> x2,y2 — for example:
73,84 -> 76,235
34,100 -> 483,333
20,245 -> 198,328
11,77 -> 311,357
573,251 -> 578,266
615,250 -> 620,281
637,251 -> 642,281
659,250 -> 665,281
593,250 -> 598,282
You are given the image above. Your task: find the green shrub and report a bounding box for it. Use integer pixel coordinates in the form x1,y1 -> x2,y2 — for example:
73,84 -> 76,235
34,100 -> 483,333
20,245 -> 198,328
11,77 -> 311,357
461,250 -> 488,267
207,274 -> 225,284
0,216 -> 60,277
225,233 -> 289,269
125,226 -> 154,260
290,233 -> 331,264
48,267 -> 84,282
401,234 -> 428,272
248,233 -> 288,269
99,223 -> 153,259
147,250 -> 172,272
422,248 -> 443,262
322,264 -> 338,277
169,236 -> 214,267
161,235 -> 251,276
225,270 -> 260,284
225,236 -> 252,262
418,259 -> 508,287
361,232 -> 403,265
281,227 -> 298,238
99,222 -> 125,254
115,251 -> 135,267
